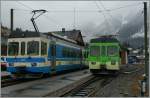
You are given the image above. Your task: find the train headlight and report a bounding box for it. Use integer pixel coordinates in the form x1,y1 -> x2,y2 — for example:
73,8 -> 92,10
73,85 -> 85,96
91,62 -> 96,65
9,63 -> 14,66
31,63 -> 37,66
111,61 -> 116,65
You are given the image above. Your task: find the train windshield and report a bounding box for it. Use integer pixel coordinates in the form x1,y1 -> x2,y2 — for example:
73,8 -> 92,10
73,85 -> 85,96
107,46 -> 118,56
90,46 -> 100,56
27,41 -> 39,55
8,42 -> 19,56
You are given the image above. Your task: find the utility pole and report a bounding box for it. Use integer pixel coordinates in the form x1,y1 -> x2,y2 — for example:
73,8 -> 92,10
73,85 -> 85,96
10,9 -> 14,32
143,2 -> 149,96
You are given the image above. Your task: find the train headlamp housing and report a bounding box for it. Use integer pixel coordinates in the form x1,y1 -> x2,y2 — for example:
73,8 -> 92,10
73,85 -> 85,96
111,61 -> 116,65
9,63 -> 14,66
91,62 -> 96,65
31,63 -> 37,66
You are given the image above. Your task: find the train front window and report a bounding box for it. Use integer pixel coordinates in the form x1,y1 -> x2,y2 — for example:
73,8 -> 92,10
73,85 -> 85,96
90,46 -> 100,56
8,42 -> 19,56
107,46 -> 118,56
27,41 -> 39,55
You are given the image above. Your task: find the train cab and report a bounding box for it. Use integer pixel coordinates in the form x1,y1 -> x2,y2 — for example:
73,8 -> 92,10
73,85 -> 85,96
6,33 -> 50,77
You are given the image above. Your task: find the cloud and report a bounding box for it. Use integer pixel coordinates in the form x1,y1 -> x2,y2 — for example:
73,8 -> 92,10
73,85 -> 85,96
80,13 -> 122,42
131,32 -> 144,38
118,10 -> 144,42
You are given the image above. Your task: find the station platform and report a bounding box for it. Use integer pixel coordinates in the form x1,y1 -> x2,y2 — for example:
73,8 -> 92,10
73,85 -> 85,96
1,70 -> 91,97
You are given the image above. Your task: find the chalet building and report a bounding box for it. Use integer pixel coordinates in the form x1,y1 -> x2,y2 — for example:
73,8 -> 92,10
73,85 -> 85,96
1,26 -> 11,56
44,28 -> 85,46
1,26 -> 10,44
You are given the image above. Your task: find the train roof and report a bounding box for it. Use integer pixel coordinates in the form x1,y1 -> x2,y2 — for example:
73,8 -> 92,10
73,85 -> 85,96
90,37 -> 119,43
8,30 -> 84,46
45,29 -> 85,46
9,30 -> 46,38
45,32 -> 77,44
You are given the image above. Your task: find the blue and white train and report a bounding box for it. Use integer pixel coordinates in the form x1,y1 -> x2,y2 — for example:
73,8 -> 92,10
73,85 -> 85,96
6,31 -> 86,78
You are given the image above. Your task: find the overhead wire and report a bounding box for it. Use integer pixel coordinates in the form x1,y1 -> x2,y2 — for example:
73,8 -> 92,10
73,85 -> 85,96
14,1 -> 143,33
94,1 -> 112,34
107,3 -> 142,12
46,3 -> 142,13
14,3 -> 142,13
13,8 -> 31,12
15,1 -> 63,29
16,1 -> 34,10
98,1 -> 116,35
97,1 -> 143,37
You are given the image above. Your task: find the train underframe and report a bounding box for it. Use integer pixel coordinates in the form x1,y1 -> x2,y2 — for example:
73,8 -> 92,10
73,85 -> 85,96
7,64 -> 86,78
90,69 -> 119,76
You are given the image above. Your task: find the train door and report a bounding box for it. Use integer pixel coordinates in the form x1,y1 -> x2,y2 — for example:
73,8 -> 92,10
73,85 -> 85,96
51,41 -> 56,74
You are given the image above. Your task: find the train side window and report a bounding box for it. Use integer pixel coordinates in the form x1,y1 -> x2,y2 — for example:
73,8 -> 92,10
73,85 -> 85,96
107,46 -> 118,56
62,48 -> 66,57
69,48 -> 72,57
76,50 -> 79,58
66,48 -> 69,57
67,48 -> 69,57
51,44 -> 56,56
70,48 -> 73,57
77,50 -> 80,58
74,50 -> 77,58
41,42 -> 47,55
72,49 -> 75,57
73,49 -> 76,57
21,42 -> 25,55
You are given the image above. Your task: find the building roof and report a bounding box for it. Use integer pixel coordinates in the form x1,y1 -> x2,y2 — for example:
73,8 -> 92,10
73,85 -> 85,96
1,26 -> 11,45
1,26 -> 10,37
44,29 -> 85,46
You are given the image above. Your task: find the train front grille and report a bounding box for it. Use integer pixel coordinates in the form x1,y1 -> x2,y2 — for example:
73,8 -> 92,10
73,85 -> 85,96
100,64 -> 106,69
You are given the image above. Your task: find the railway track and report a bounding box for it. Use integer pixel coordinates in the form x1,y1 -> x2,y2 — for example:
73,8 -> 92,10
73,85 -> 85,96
1,78 -> 36,87
1,70 -> 89,88
1,75 -> 49,87
62,76 -> 115,97
2,79 -> 20,87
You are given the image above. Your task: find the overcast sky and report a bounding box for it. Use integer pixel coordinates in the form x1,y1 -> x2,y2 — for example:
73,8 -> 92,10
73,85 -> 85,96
1,1 -> 149,42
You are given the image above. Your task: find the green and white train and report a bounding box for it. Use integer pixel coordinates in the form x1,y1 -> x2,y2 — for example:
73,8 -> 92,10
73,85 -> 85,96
87,36 -> 121,74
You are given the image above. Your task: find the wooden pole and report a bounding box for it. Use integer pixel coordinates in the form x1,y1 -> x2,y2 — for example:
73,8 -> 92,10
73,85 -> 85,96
144,2 -> 149,96
10,9 -> 14,32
